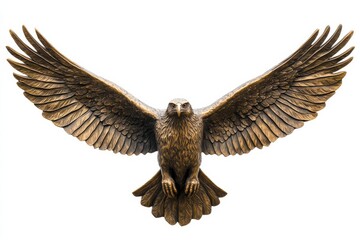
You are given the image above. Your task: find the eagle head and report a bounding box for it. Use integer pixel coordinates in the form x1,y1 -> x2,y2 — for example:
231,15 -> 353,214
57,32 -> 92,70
166,98 -> 193,117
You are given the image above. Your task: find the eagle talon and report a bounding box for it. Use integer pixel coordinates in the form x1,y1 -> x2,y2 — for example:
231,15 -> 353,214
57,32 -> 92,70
162,178 -> 177,198
185,178 -> 200,196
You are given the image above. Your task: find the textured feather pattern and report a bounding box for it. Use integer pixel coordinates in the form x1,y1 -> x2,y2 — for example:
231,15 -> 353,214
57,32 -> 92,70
133,169 -> 227,226
7,26 -> 160,155
200,25 -> 353,156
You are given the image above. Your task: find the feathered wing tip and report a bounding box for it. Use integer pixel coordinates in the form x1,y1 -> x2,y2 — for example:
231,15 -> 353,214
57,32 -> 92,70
133,169 -> 227,226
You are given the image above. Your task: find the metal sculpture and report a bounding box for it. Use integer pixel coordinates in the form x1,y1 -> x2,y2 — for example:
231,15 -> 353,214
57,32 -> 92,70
7,25 -> 353,225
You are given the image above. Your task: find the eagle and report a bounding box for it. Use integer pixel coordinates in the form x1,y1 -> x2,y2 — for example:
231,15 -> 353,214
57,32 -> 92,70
7,25 -> 353,226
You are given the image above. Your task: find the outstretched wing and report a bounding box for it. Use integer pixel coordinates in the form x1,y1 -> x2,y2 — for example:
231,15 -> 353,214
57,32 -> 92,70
7,26 -> 160,155
199,25 -> 354,156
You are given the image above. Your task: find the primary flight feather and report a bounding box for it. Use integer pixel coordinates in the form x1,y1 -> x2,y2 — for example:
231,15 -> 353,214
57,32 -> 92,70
7,25 -> 353,226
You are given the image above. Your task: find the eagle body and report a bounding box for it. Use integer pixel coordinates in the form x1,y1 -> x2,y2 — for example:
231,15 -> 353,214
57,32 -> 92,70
156,109 -> 203,193
7,25 -> 354,226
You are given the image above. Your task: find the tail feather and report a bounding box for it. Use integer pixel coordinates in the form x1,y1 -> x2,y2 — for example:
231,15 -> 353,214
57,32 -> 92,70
191,194 -> 203,220
133,169 -> 227,226
133,170 -> 162,196
198,186 -> 212,215
202,182 -> 220,206
151,191 -> 166,218
141,183 -> 161,207
198,170 -> 227,197
164,197 -> 178,225
178,193 -> 193,226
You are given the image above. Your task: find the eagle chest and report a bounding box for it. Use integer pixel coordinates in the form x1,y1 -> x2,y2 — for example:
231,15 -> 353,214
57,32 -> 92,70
156,117 -> 203,163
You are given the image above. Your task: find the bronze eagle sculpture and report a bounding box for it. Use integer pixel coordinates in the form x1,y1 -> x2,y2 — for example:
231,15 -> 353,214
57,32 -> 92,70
7,25 -> 353,226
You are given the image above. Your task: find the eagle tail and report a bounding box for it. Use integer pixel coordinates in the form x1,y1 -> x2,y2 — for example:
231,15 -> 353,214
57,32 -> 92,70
133,169 -> 227,226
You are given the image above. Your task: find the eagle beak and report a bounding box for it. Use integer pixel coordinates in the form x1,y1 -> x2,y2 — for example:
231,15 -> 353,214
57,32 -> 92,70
176,104 -> 181,117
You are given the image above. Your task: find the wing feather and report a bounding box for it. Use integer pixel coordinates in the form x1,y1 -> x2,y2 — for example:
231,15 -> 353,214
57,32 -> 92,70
200,26 -> 353,156
64,111 -> 93,134
258,112 -> 286,137
255,118 -> 277,142
86,124 -> 104,146
8,26 -> 159,155
230,134 -> 242,154
93,126 -> 111,149
100,126 -> 116,150
240,130 -> 254,152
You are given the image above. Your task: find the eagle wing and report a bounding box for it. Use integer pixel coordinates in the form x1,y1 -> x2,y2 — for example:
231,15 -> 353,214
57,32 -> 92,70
7,26 -> 159,155
198,25 -> 354,156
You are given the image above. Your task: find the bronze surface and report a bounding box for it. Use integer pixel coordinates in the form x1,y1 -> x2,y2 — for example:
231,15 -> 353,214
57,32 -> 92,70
7,25 -> 353,226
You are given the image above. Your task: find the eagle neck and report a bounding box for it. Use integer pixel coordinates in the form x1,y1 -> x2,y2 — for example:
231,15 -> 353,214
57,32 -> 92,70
165,114 -> 195,129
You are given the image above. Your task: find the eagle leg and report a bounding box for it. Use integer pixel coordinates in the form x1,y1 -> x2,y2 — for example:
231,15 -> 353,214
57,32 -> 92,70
185,178 -> 200,196
185,167 -> 200,196
161,168 -> 177,198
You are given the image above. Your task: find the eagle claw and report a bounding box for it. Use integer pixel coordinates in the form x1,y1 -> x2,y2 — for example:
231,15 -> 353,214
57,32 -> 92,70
162,178 -> 177,198
185,178 -> 200,196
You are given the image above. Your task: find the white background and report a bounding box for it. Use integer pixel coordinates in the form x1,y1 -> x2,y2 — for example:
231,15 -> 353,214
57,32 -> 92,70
1,0 -> 359,239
